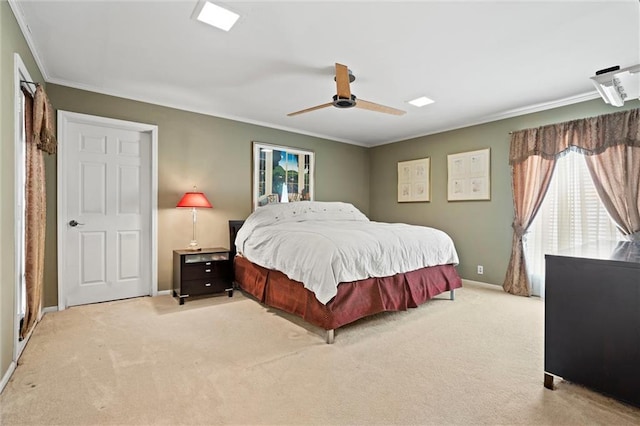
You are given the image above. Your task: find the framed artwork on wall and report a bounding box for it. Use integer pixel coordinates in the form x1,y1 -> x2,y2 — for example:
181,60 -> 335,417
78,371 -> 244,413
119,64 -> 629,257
447,148 -> 491,201
252,142 -> 315,210
397,157 -> 430,202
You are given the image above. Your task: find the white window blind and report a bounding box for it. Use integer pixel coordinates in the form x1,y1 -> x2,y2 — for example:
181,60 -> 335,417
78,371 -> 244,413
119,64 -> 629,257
524,150 -> 621,297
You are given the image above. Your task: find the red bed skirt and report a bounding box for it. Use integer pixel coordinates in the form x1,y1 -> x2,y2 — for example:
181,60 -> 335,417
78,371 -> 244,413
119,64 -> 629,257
234,255 -> 462,330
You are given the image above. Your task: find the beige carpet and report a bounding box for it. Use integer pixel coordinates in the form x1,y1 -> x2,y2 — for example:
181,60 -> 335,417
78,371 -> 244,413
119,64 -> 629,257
1,281 -> 639,425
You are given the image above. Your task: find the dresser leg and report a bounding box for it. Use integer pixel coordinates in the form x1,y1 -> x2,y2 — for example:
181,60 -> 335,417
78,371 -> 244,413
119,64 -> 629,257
179,297 -> 185,306
544,373 -> 555,390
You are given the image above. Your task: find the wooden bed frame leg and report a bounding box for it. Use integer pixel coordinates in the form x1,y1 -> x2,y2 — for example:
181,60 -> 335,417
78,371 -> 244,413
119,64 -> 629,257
450,289 -> 455,301
326,329 -> 335,344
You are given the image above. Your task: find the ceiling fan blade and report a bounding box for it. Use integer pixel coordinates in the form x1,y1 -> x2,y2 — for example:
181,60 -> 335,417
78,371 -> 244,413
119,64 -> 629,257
287,102 -> 333,117
335,63 -> 351,99
356,99 -> 406,116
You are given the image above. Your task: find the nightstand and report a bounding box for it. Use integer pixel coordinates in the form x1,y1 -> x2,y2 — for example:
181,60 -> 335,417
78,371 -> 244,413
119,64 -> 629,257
173,247 -> 233,305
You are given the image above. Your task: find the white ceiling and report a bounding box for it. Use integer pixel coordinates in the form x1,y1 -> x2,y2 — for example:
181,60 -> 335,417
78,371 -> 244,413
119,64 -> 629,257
11,0 -> 640,147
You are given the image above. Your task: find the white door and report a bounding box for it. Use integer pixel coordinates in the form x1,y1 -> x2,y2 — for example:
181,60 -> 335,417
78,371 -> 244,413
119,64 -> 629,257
59,113 -> 155,307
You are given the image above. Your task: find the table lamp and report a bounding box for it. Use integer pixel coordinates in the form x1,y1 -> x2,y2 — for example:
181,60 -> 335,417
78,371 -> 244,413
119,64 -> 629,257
176,187 -> 212,250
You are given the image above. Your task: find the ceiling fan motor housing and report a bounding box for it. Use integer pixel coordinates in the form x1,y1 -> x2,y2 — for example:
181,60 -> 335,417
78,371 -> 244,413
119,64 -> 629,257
333,94 -> 357,109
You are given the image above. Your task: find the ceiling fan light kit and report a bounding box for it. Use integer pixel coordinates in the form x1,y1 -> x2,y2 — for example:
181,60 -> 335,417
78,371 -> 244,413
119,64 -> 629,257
332,94 -> 357,109
288,63 -> 406,117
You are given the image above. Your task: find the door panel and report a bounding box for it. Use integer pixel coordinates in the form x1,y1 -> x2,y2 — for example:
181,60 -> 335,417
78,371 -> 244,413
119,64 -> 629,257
80,162 -> 106,214
63,120 -> 151,306
80,231 -> 106,285
118,165 -> 140,214
118,231 -> 141,280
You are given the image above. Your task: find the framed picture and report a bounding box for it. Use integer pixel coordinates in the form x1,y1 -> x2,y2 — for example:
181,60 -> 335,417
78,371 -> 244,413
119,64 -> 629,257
252,142 -> 314,210
447,148 -> 490,201
397,157 -> 430,202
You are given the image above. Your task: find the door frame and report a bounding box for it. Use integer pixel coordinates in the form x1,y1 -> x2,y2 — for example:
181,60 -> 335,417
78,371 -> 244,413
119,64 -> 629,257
57,111 -> 158,311
12,53 -> 33,364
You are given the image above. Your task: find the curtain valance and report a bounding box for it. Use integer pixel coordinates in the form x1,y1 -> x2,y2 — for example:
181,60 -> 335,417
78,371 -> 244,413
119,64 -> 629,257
509,108 -> 640,164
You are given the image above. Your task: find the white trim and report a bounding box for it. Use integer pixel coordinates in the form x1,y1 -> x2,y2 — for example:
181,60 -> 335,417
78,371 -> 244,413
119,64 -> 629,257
7,0 -> 50,82
488,91 -> 601,119
41,306 -> 58,315
47,72 -> 604,148
0,361 -> 17,395
3,0 -> 603,150
44,75 -> 369,147
373,91 -> 602,147
13,53 -> 35,364
156,290 -> 171,296
56,111 -> 159,310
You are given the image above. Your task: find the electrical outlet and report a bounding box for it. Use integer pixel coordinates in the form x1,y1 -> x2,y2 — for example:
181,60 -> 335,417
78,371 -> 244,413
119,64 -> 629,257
477,265 -> 484,274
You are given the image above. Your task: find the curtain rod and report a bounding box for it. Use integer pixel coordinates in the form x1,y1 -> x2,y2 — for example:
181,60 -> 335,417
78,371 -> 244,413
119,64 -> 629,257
20,80 -> 40,86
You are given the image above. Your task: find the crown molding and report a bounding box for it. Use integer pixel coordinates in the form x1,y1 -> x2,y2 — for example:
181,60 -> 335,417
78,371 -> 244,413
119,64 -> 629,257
44,75 -> 369,147
8,0 -> 49,82
6,0 -> 606,149
373,91 -> 603,147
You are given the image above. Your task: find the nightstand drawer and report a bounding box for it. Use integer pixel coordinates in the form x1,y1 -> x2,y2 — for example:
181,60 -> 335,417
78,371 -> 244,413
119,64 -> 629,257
180,278 -> 229,296
181,262 -> 225,280
183,252 -> 229,263
173,247 -> 233,305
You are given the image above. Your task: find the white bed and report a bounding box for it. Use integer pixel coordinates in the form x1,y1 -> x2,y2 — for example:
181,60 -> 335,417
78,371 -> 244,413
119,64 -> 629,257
235,201 -> 460,304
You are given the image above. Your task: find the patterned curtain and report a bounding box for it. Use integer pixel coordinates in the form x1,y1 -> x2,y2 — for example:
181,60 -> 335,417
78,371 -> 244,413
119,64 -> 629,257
504,108 -> 640,296
502,154 -> 556,296
20,85 -> 57,339
584,144 -> 640,242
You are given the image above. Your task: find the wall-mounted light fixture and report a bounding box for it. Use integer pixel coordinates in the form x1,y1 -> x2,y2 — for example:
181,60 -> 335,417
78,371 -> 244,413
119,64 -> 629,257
590,64 -> 640,107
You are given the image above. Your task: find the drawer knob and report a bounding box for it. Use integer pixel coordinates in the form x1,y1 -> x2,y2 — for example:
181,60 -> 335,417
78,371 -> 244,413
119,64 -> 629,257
205,262 -> 212,265
205,269 -> 212,273
205,283 -> 211,287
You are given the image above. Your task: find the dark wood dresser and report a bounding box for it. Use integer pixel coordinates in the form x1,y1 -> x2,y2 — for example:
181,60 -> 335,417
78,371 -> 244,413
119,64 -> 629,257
173,247 -> 233,305
544,240 -> 640,407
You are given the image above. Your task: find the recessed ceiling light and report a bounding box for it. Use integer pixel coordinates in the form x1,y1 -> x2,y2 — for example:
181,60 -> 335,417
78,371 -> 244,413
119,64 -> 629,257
196,2 -> 240,32
408,96 -> 435,107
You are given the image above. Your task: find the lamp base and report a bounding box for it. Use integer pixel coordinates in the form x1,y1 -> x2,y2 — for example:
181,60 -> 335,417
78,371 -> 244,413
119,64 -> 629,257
186,240 -> 202,251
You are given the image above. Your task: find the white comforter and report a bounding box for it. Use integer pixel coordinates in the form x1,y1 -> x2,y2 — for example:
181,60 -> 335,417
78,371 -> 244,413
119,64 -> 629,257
235,201 -> 459,305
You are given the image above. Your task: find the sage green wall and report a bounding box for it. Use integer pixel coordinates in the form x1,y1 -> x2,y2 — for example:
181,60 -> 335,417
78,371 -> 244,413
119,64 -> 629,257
45,84 -> 370,308
370,99 -> 640,286
0,0 -> 45,384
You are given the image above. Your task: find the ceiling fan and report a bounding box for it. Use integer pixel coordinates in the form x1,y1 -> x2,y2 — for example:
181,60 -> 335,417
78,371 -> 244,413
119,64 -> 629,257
287,63 -> 406,117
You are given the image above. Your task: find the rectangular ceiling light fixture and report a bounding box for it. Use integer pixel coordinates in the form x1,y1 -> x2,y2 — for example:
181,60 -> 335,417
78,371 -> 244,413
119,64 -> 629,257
196,1 -> 240,31
408,96 -> 435,107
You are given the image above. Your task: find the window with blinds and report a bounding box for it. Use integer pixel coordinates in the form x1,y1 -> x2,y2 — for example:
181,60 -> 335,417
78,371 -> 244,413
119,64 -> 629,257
524,150 -> 621,297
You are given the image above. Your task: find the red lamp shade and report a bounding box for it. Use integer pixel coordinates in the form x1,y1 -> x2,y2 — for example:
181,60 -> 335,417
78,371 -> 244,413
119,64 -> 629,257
176,192 -> 212,208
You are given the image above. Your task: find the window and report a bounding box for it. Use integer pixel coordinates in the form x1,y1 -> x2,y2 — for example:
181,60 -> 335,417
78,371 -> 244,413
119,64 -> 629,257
524,150 -> 622,297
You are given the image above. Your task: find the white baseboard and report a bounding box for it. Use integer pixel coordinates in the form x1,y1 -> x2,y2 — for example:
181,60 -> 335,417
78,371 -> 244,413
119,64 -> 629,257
41,306 -> 58,314
0,361 -> 16,395
156,290 -> 171,296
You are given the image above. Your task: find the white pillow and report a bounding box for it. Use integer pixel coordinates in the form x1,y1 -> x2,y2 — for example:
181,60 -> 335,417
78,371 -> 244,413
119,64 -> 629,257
235,201 -> 369,254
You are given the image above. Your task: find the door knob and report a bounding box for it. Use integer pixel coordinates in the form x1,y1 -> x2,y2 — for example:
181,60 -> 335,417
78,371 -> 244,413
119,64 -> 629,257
68,220 -> 84,227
